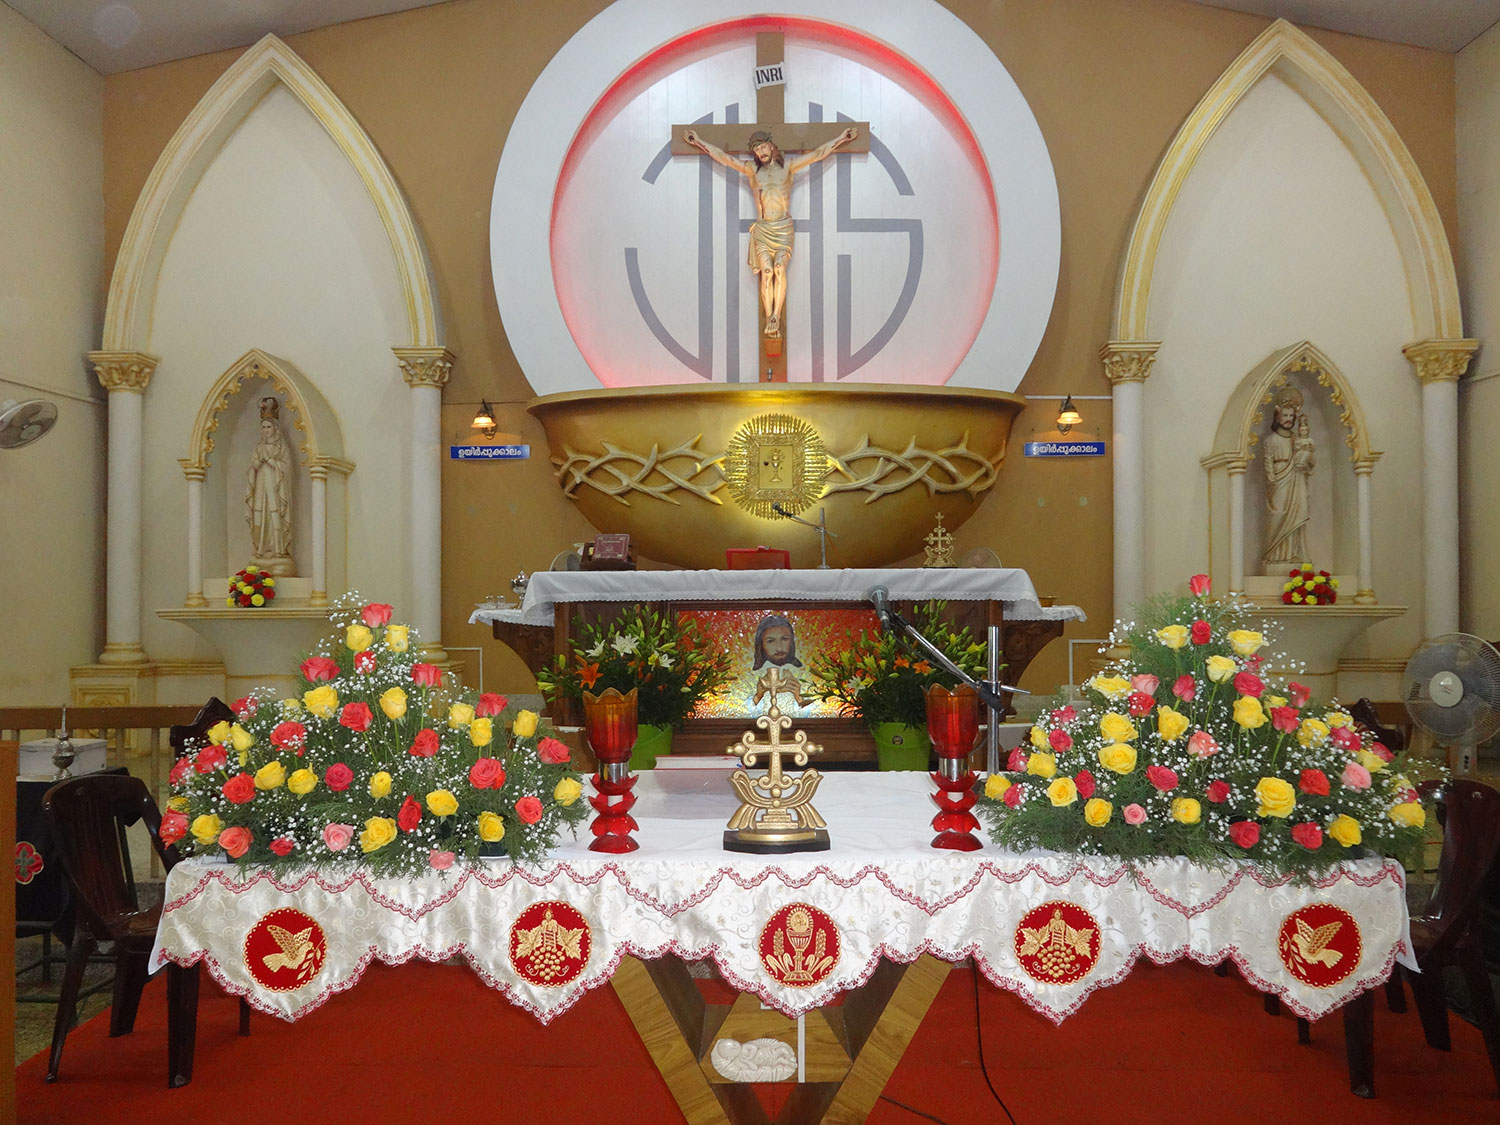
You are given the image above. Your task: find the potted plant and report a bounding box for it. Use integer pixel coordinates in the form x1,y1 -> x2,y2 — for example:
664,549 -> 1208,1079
806,601 -> 989,770
537,606 -> 733,768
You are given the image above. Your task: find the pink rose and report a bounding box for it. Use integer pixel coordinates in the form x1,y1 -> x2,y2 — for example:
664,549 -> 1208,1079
270,720 -> 307,753
1205,779 -> 1231,804
1188,574 -> 1211,597
412,663 -> 442,687
300,656 -> 340,682
1172,675 -> 1197,702
159,809 -> 188,846
1330,725 -> 1361,752
1190,619 -> 1211,645
1002,784 -> 1023,809
195,745 -> 228,774
1244,654 -> 1263,672
1270,706 -> 1300,733
1130,674 -> 1159,696
361,603 -> 393,627
1050,705 -> 1077,725
1228,820 -> 1260,848
1074,769 -> 1096,800
429,850 -> 456,871
1340,761 -> 1372,791
1123,803 -> 1147,825
1048,728 -> 1073,753
323,823 -> 354,852
219,826 -> 253,858
537,737 -> 571,765
1370,741 -> 1394,763
1233,672 -> 1264,698
354,649 -> 377,674
1298,769 -> 1330,796
169,756 -> 193,788
1007,748 -> 1029,772
1146,765 -> 1178,792
1186,730 -> 1220,759
408,728 -> 440,758
325,762 -> 354,792
397,795 -> 422,832
1290,823 -> 1323,850
1288,682 -> 1312,708
515,796 -> 544,825
1127,692 -> 1155,718
269,837 -> 295,857
339,702 -> 373,732
469,757 -> 506,790
475,693 -> 509,718
232,696 -> 259,718
222,773 -> 256,805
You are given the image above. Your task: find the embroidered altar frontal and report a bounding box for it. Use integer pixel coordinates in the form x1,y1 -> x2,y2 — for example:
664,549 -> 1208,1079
152,774 -> 1409,1025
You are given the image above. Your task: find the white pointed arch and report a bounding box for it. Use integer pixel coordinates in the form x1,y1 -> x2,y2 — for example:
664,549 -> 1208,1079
102,34 -> 441,351
1112,19 -> 1460,342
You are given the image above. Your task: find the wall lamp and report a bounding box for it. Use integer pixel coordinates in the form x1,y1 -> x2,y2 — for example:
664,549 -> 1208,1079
472,400 -> 497,438
1055,394 -> 1082,433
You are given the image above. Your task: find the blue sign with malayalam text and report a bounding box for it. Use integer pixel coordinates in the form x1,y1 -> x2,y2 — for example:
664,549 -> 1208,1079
450,444 -> 530,461
1024,440 -> 1106,458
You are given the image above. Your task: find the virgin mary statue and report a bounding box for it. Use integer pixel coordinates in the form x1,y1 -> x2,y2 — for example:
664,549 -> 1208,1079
246,396 -> 295,576
1261,386 -> 1315,569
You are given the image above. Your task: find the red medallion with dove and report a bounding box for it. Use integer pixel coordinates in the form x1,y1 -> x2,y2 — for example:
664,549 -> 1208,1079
1014,901 -> 1101,985
1278,904 -> 1362,988
244,908 -> 328,992
509,901 -> 591,987
758,903 -> 840,988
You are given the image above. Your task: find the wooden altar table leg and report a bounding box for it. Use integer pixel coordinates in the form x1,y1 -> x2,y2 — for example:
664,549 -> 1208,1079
166,962 -> 199,1089
612,956 -> 734,1125
1342,989 -> 1374,1099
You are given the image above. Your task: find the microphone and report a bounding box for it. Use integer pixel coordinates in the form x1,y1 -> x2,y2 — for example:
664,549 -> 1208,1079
770,502 -> 791,517
868,585 -> 893,631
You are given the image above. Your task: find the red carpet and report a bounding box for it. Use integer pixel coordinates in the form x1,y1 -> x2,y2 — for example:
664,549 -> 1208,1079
16,959 -> 1498,1123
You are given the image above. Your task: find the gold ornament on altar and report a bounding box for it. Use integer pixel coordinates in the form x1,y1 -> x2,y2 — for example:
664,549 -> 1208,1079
724,668 -> 830,853
723,412 -> 828,519
922,513 -> 955,568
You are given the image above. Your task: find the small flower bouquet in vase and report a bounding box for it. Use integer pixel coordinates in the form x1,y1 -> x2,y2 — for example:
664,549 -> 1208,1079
536,606 -> 734,768
228,564 -> 275,607
976,574 -> 1429,881
1283,563 -> 1338,605
806,601 -> 988,771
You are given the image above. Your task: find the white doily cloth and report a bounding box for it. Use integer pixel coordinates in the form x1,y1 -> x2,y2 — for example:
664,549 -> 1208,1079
151,773 -> 1409,1026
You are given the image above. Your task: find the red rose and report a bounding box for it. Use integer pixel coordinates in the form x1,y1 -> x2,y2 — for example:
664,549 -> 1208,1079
270,720 -> 307,753
169,756 -> 193,787
469,757 -> 506,789
397,795 -> 423,832
537,737 -> 571,765
218,826 -> 253,858
232,696 -> 259,718
239,595 -> 252,607
409,728 -> 440,757
1074,769 -> 1096,800
1370,741 -> 1394,763
324,762 -> 354,792
195,745 -> 228,774
1298,769 -> 1330,796
159,809 -> 188,846
1188,574 -> 1211,597
354,650 -> 377,674
411,663 -> 442,687
1228,820 -> 1260,848
222,773 -> 256,804
361,603 -> 393,627
1171,676 -> 1195,703
1050,705 -> 1077,725
1048,728 -> 1073,753
1002,784 -> 1023,809
1270,706 -> 1299,733
1205,779 -> 1231,804
1232,672 -> 1264,697
475,693 -> 509,718
1244,654 -> 1263,672
1127,692 -> 1155,718
339,702 -> 373,732
1146,765 -> 1179,792
1282,591 -> 1295,605
1330,725 -> 1361,752
515,796 -> 543,825
300,656 -> 340,682
1287,683 -> 1311,708
269,837 -> 295,857
1190,619 -> 1211,645
1006,748 -> 1028,772
1290,823 -> 1323,850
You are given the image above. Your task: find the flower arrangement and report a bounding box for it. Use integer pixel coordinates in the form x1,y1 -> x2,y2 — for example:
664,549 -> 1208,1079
228,565 -> 275,607
1283,563 -> 1338,605
163,595 -> 587,875
536,606 -> 734,729
805,601 -> 988,727
976,574 -> 1430,881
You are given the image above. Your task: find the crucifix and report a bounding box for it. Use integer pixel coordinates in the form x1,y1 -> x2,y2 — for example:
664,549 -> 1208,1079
672,31 -> 870,383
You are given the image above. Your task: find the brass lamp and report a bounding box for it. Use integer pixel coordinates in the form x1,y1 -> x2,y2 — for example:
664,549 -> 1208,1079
1055,395 -> 1082,434
472,400 -> 498,438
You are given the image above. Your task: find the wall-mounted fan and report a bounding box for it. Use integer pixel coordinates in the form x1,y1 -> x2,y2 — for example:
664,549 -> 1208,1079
0,398 -> 58,449
1403,633 -> 1500,774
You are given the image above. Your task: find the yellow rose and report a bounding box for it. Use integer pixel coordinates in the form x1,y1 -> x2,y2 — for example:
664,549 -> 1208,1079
1170,797 -> 1202,825
1084,798 -> 1113,826
1226,629 -> 1264,656
426,789 -> 458,817
513,710 -> 539,738
1352,749 -> 1386,772
1232,696 -> 1267,730
1089,675 -> 1131,700
1389,802 -> 1426,829
469,717 -> 494,748
369,771 -> 393,798
207,720 -> 232,744
1099,712 -> 1138,744
554,777 -> 583,806
984,774 -> 1012,800
379,687 -> 408,720
287,768 -> 318,796
254,761 -> 286,790
1026,752 -> 1057,779
1046,777 -> 1079,807
346,624 -> 374,652
359,816 -> 397,852
229,724 -> 255,752
1099,743 -> 1138,774
1328,814 -> 1362,848
1155,624 -> 1189,650
1205,655 -> 1237,683
190,813 -> 223,845
280,698 -> 302,716
1296,718 -> 1330,747
1265,694 -> 1287,709
1156,705 -> 1189,742
167,795 -> 190,813
447,702 -> 475,729
304,684 -> 339,718
1326,711 -> 1352,728
478,811 -> 506,842
385,624 -> 410,652
1028,725 -> 1049,750
1255,776 -> 1296,818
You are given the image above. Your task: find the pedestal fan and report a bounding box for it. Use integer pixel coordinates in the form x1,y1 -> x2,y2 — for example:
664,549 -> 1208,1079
1403,634 -> 1500,774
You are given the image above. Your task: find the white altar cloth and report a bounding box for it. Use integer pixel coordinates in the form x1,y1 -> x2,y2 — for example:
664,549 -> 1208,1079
152,774 -> 1408,1028
467,567 -> 1086,627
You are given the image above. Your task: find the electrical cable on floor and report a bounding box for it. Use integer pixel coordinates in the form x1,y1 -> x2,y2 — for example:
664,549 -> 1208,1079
973,962 -> 1018,1124
878,1094 -> 948,1122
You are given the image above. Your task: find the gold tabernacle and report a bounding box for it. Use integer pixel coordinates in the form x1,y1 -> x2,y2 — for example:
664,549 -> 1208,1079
724,668 -> 830,853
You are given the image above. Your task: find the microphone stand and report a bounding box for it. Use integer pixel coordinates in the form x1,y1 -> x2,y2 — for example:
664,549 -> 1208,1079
772,504 -> 835,569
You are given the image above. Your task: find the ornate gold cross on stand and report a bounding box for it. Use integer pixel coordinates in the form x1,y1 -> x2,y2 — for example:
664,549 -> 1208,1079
724,668 -> 830,852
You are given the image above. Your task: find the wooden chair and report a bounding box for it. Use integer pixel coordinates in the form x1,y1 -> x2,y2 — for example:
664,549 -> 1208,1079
1385,778 -> 1500,1094
168,697 -> 235,759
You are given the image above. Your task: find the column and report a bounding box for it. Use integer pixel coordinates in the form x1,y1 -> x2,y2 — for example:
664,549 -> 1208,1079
1227,461 -> 1247,596
88,351 -> 159,664
1354,462 -> 1376,605
309,465 -> 329,606
394,346 -> 455,661
1100,342 -> 1160,622
1402,340 -> 1477,638
183,467 -> 206,606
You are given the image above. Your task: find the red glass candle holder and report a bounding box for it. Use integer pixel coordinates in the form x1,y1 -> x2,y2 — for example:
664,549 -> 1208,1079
583,688 -> 640,853
924,683 -> 982,851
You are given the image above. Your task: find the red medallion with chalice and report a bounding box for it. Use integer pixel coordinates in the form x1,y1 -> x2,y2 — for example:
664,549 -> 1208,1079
759,903 -> 840,988
244,907 -> 328,992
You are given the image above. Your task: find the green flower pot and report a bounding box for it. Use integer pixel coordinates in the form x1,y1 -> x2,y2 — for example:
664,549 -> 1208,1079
870,723 -> 932,771
630,722 -> 673,770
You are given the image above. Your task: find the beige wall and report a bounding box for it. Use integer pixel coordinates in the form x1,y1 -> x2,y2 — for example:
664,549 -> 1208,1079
0,4 -> 105,706
92,0 -> 1458,697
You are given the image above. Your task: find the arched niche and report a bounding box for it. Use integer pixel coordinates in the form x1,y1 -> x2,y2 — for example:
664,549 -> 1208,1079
178,349 -> 353,606
1201,341 -> 1381,603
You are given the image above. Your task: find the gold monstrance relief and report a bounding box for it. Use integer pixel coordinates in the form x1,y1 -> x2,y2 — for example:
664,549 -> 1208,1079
723,412 -> 827,519
724,668 -> 830,853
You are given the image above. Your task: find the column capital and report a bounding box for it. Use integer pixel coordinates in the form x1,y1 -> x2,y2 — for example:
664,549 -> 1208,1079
177,459 -> 207,482
1099,341 -> 1161,385
394,346 -> 455,389
1402,338 -> 1479,384
89,350 -> 159,392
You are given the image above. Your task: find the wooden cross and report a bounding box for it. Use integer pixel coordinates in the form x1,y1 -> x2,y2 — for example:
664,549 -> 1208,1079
672,31 -> 869,382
